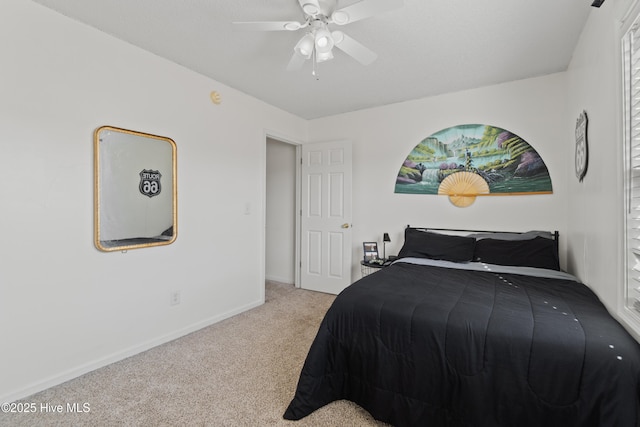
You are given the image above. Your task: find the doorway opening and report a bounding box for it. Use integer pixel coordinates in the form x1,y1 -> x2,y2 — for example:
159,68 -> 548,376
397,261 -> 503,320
265,137 -> 300,287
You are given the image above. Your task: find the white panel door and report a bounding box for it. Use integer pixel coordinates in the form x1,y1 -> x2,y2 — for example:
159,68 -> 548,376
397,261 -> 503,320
300,140 -> 352,294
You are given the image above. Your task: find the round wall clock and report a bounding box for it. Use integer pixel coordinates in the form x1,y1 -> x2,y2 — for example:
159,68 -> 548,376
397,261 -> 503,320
575,110 -> 589,182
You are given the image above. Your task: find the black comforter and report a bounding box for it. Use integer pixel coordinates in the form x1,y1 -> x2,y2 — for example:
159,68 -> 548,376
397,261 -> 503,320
284,260 -> 640,426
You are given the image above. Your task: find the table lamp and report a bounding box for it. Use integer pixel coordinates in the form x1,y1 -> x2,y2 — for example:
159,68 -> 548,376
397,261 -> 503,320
383,233 -> 390,260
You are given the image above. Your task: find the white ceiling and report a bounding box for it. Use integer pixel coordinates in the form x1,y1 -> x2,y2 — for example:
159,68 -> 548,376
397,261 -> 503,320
31,0 -> 597,120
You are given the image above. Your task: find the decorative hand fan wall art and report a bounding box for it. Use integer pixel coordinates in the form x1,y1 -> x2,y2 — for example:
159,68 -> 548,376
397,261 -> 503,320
233,0 -> 403,76
395,124 -> 553,207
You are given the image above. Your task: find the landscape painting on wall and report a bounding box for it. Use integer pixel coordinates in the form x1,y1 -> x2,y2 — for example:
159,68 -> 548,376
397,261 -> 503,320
395,124 -> 553,198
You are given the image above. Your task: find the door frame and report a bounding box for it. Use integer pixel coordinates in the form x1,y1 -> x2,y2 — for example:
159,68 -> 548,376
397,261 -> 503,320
263,133 -> 353,294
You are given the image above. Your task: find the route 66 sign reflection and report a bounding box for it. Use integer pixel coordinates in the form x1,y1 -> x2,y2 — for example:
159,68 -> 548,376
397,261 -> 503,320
575,111 -> 588,182
139,169 -> 162,197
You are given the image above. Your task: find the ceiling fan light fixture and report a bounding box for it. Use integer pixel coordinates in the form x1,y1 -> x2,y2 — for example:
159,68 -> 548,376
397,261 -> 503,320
316,36 -> 329,48
316,50 -> 334,62
294,33 -> 315,58
314,27 -> 334,53
237,0 -> 399,75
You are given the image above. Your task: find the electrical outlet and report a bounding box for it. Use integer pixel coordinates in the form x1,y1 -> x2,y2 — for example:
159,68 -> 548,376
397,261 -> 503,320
170,291 -> 181,306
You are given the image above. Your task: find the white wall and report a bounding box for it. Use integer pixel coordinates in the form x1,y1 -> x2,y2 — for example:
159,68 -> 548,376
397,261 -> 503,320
309,73 -> 570,280
265,138 -> 297,284
565,0 -> 639,336
0,0 -> 307,402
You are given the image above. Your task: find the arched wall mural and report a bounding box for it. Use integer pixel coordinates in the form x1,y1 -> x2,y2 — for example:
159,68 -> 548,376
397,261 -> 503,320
395,124 -> 552,207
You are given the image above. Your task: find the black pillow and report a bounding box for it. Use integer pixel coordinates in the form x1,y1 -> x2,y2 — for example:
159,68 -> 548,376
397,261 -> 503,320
397,229 -> 476,262
473,236 -> 560,270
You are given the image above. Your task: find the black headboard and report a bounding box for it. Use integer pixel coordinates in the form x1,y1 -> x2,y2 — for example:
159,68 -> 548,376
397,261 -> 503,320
405,226 -> 560,252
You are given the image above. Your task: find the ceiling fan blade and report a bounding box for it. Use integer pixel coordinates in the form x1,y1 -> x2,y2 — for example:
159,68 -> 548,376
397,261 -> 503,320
287,52 -> 307,71
332,31 -> 377,65
233,21 -> 305,31
298,0 -> 322,16
331,0 -> 403,25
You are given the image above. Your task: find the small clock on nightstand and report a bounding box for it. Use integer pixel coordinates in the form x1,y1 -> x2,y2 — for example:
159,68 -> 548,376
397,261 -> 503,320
575,110 -> 589,182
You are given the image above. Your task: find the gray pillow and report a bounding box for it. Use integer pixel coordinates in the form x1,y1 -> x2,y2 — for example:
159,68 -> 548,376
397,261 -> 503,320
468,230 -> 554,241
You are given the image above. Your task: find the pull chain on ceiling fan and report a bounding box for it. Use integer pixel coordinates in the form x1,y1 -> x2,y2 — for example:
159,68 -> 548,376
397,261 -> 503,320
233,0 -> 403,76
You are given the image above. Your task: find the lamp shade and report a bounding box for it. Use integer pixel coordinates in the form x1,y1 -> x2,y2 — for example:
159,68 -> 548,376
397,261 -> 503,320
294,33 -> 315,58
383,233 -> 391,242
316,50 -> 334,62
314,27 -> 334,54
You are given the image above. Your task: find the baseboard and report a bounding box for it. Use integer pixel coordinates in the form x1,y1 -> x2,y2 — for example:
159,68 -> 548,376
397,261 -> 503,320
265,274 -> 294,284
1,298 -> 264,404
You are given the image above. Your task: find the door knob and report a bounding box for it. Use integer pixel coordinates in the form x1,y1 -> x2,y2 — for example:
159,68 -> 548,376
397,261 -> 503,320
341,223 -> 350,229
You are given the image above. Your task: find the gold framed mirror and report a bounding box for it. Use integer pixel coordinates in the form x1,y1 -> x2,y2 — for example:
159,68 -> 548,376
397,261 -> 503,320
94,126 -> 177,252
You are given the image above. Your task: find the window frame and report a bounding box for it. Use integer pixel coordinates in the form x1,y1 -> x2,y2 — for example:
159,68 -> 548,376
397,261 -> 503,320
621,6 -> 640,333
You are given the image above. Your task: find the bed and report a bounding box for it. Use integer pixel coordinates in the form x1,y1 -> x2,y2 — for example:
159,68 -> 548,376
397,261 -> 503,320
283,227 -> 640,426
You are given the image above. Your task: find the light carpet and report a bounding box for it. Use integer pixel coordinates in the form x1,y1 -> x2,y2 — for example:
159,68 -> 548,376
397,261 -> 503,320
0,282 -> 389,426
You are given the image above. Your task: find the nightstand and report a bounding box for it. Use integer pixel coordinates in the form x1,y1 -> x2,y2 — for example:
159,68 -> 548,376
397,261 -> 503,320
361,260 -> 386,277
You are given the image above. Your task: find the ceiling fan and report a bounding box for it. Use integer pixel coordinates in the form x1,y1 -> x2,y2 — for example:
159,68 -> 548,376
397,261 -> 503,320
233,0 -> 403,74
